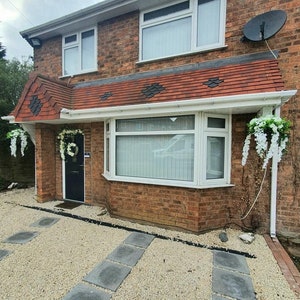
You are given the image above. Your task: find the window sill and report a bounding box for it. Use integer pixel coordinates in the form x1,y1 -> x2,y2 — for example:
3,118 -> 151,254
59,68 -> 98,79
136,45 -> 228,65
102,173 -> 234,190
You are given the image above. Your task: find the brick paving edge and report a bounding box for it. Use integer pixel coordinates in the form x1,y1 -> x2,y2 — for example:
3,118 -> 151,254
264,234 -> 300,297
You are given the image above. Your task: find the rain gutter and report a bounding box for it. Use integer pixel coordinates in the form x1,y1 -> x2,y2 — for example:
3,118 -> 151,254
60,90 -> 297,121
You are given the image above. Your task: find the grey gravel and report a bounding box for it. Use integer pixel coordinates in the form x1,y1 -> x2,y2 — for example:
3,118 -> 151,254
0,188 -> 297,299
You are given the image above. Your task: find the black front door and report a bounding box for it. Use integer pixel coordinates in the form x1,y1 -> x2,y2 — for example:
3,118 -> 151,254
64,134 -> 84,202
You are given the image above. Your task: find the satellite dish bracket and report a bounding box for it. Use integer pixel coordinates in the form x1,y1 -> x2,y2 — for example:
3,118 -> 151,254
260,21 -> 265,40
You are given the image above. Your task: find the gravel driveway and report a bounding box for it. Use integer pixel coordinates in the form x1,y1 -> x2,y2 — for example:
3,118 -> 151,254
0,188 -> 297,299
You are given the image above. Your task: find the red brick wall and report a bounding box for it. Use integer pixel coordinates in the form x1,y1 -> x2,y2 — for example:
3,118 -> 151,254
89,122 -> 107,206
34,36 -> 62,77
35,124 -> 57,202
32,0 -> 300,234
104,115 -> 272,233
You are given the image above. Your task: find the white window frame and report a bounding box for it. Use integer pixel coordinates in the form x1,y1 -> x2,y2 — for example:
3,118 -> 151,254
200,113 -> 231,186
104,112 -> 231,189
62,27 -> 97,76
139,0 -> 227,62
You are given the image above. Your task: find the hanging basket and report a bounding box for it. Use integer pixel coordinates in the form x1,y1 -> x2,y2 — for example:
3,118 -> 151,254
242,115 -> 291,169
6,128 -> 28,157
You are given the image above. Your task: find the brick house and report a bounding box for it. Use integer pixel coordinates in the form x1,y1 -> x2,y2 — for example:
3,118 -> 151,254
3,0 -> 299,237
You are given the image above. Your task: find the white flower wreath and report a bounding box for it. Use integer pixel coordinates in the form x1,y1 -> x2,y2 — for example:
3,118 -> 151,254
66,142 -> 79,157
57,128 -> 83,160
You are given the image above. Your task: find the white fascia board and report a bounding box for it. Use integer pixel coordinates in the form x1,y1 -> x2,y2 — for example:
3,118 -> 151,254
1,116 -> 15,123
60,90 -> 297,121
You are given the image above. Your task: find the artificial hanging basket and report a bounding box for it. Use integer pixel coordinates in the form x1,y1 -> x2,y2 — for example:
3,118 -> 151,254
57,128 -> 84,160
240,115 -> 291,220
6,128 -> 29,157
242,115 -> 291,169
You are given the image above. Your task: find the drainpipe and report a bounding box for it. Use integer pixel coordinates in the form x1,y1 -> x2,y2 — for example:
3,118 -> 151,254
270,106 -> 281,238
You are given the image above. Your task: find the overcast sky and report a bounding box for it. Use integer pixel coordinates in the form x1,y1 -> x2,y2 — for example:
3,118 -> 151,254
0,0 -> 102,61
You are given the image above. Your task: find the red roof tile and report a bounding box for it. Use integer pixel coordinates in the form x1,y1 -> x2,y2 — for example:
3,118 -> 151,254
12,58 -> 285,122
72,59 -> 284,110
12,74 -> 72,122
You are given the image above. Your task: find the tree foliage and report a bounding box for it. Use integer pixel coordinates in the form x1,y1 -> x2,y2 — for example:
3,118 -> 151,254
0,51 -> 33,141
0,42 -> 6,59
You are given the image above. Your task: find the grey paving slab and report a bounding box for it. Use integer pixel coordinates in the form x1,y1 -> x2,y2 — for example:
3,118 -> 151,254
212,294 -> 231,300
3,231 -> 39,244
124,232 -> 155,248
213,268 -> 256,300
63,283 -> 111,300
0,249 -> 12,261
107,244 -> 145,267
213,251 -> 250,274
83,260 -> 131,292
30,217 -> 60,228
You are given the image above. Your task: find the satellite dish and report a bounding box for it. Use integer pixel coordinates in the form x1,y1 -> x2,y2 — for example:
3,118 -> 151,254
243,10 -> 287,42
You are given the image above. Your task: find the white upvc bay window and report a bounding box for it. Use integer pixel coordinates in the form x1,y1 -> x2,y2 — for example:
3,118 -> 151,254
140,0 -> 226,61
104,113 -> 231,188
62,28 -> 97,76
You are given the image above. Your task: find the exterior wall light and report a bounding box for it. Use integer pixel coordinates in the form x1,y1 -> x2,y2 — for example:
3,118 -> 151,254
29,38 -> 42,48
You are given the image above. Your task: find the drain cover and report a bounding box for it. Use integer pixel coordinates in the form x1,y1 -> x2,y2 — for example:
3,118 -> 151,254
4,231 -> 39,244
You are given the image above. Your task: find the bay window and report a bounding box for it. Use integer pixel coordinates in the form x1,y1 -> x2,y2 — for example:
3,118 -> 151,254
140,0 -> 226,61
105,113 -> 231,188
62,28 -> 97,76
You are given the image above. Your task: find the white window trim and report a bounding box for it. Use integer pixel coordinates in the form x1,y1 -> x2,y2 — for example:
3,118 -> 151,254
139,0 -> 227,62
200,113 -> 231,186
104,112 -> 232,189
62,27 -> 98,77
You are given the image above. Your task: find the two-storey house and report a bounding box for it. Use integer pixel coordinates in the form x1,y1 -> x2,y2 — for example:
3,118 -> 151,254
3,0 -> 299,237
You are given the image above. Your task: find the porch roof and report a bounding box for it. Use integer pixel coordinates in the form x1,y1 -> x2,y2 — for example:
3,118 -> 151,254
6,53 -> 297,124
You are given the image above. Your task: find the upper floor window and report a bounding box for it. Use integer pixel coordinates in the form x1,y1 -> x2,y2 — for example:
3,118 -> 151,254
62,28 -> 97,76
140,0 -> 226,61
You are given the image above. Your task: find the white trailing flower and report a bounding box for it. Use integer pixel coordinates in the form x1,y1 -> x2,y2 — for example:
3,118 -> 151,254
242,115 -> 291,169
7,128 -> 28,157
57,128 -> 83,160
241,134 -> 251,166
10,136 -> 17,157
20,130 -> 28,156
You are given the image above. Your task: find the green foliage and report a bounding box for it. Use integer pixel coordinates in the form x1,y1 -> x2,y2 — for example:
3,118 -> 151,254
0,42 -> 6,59
0,176 -> 9,191
247,115 -> 291,144
0,58 -> 33,141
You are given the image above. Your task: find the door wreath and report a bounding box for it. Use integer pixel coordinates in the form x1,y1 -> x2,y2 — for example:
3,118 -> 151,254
57,128 -> 83,160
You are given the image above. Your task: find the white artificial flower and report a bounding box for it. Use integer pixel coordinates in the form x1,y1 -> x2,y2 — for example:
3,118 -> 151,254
57,128 -> 83,160
20,131 -> 28,157
242,134 -> 251,166
7,128 -> 28,157
10,136 -> 17,157
241,115 -> 290,169
67,142 -> 78,157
